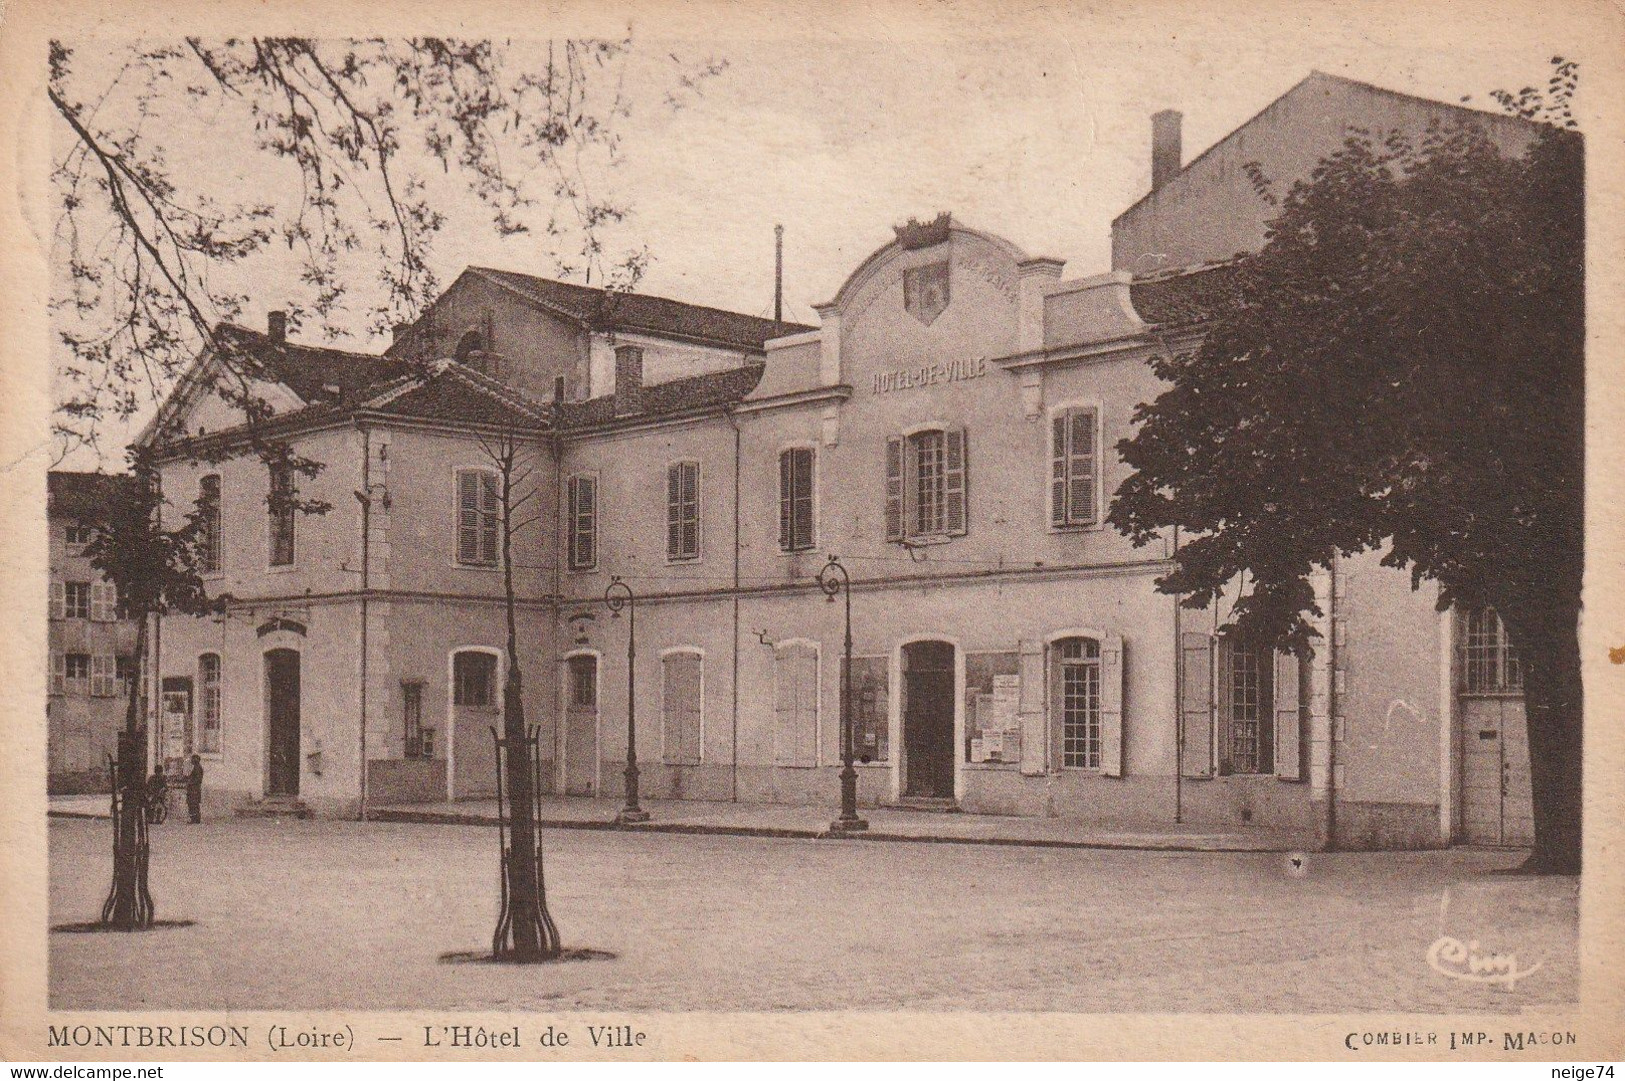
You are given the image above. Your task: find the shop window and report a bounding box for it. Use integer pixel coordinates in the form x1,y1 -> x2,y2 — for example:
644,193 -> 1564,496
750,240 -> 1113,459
567,474 -> 598,570
886,427 -> 967,541
403,680 -> 432,758
773,641 -> 818,767
455,469 -> 500,567
199,474 -> 222,574
842,656 -> 889,763
661,650 -> 702,764
666,461 -> 701,562
1221,641 -> 1273,775
778,448 -> 815,552
1051,407 -> 1099,528
268,463 -> 297,567
453,651 -> 497,708
198,653 -> 222,753
567,655 -> 597,709
965,652 -> 1021,764
1462,607 -> 1522,694
65,581 -> 91,620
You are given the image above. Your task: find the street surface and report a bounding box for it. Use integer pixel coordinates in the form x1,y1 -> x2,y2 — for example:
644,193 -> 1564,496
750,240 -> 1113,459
48,818 -> 1576,1012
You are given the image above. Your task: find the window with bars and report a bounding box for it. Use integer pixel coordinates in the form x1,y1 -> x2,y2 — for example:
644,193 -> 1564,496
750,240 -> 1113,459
198,653 -> 222,753
1051,407 -> 1099,528
64,581 -> 90,620
667,461 -> 701,561
1224,642 -> 1274,775
453,652 -> 497,708
455,469 -> 500,567
1056,637 -> 1101,769
778,448 -> 815,552
885,427 -> 968,541
567,474 -> 598,570
402,680 -> 431,758
1462,608 -> 1522,693
268,464 -> 297,567
199,474 -> 222,574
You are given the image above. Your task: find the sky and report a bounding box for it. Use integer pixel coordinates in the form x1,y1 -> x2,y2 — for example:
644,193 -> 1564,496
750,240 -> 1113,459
45,3 -> 1578,466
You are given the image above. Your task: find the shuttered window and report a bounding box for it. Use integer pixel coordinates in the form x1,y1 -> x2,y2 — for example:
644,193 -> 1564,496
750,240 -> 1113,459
1221,641 -> 1274,775
773,642 -> 819,767
91,582 -> 118,622
1055,638 -> 1101,768
199,475 -> 222,574
268,464 -> 297,567
456,469 -> 500,567
885,427 -> 969,542
661,651 -> 703,764
198,654 -> 222,753
90,655 -> 118,698
666,461 -> 701,562
1051,408 -> 1098,528
64,581 -> 90,620
567,474 -> 598,570
779,448 -> 815,552
64,653 -> 91,695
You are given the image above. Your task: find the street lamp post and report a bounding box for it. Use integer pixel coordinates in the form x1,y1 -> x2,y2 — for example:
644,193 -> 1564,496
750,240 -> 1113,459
818,555 -> 868,834
604,576 -> 650,824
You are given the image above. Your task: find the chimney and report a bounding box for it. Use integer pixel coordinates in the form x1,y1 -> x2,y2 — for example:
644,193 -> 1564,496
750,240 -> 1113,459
268,310 -> 287,343
1152,109 -> 1182,191
614,345 -> 644,417
391,322 -> 410,344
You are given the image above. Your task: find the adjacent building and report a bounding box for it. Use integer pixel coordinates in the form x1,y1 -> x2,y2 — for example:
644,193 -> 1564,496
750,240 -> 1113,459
137,72 -> 1545,848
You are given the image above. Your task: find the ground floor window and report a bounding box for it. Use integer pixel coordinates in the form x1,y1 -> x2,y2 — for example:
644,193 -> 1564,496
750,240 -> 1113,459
567,655 -> 597,709
843,656 -> 889,763
403,680 -> 431,758
197,653 -> 221,753
1223,642 -> 1273,775
453,651 -> 497,708
1054,637 -> 1100,768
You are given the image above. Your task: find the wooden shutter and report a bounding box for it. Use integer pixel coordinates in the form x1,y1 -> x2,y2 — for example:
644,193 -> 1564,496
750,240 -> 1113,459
90,654 -> 113,697
569,475 -> 596,569
944,427 -> 968,536
1069,410 -> 1096,525
479,473 -> 500,566
457,471 -> 481,564
566,475 -> 581,566
1050,415 -> 1068,528
779,451 -> 794,551
1274,649 -> 1303,781
1099,634 -> 1124,777
792,449 -> 813,550
884,436 -> 905,541
91,582 -> 112,622
51,652 -> 65,695
682,463 -> 699,558
1215,638 -> 1235,775
1180,631 -> 1215,777
49,581 -> 65,621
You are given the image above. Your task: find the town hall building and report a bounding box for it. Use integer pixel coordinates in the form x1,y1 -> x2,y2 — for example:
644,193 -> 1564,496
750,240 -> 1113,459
133,73 -> 1545,849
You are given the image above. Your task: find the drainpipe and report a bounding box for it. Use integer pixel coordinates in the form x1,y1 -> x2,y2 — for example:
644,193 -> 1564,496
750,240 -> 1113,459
1172,526 -> 1182,824
729,409 -> 742,803
357,424 -> 371,821
1323,558 -> 1339,851
551,428 -> 565,791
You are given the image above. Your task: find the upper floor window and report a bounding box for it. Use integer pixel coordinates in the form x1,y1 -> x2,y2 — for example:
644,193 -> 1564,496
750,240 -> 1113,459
455,469 -> 500,567
198,653 -> 222,754
779,448 -> 815,552
1462,608 -> 1522,694
90,582 -> 119,622
64,522 -> 94,547
268,464 -> 296,567
1051,407 -> 1099,528
64,652 -> 91,694
199,474 -> 222,574
886,427 -> 967,542
63,581 -> 91,620
667,461 -> 701,562
567,474 -> 598,570
453,650 -> 497,709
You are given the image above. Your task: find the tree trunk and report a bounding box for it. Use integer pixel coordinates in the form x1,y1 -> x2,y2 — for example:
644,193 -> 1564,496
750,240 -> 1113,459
501,664 -> 546,957
102,616 -> 154,929
1503,602 -> 1582,874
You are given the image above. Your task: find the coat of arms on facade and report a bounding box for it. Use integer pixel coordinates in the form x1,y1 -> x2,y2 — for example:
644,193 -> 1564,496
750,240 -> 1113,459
903,261 -> 951,325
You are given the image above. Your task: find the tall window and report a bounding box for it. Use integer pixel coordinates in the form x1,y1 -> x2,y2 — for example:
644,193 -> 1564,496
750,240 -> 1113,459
453,651 -> 496,708
779,448 -> 815,552
1225,643 -> 1273,775
567,655 -> 597,709
885,427 -> 967,541
64,581 -> 91,620
1463,608 -> 1522,693
456,469 -> 500,567
198,653 -> 222,753
567,474 -> 597,570
667,461 -> 701,561
199,474 -> 222,574
661,651 -> 703,764
268,464 -> 296,566
1051,407 -> 1098,528
1055,637 -> 1100,768
402,681 -> 430,758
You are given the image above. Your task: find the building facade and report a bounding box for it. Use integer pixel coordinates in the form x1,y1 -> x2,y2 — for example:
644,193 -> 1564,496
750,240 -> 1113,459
140,73 -> 1542,848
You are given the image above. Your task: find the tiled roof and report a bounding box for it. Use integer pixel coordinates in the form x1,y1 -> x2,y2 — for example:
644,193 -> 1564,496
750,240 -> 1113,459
363,361 -> 551,429
1129,262 -> 1240,327
48,471 -> 137,519
468,267 -> 815,351
212,323 -> 409,403
559,364 -> 767,430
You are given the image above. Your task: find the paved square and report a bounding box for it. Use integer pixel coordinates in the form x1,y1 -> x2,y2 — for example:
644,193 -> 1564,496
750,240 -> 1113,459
49,818 -> 1576,1012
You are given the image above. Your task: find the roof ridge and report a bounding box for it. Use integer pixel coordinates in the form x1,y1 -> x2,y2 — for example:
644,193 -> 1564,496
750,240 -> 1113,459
432,359 -> 554,423
468,265 -> 814,331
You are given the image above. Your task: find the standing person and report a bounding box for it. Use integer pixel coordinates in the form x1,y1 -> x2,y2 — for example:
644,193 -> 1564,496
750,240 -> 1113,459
145,763 -> 167,823
186,754 -> 204,824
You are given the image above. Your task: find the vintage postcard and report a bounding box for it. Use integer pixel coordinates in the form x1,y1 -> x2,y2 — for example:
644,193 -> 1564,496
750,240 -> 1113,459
1,0 -> 1621,1063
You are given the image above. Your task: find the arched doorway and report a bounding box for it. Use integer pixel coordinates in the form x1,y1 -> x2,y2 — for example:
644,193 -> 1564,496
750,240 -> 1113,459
902,640 -> 955,799
264,649 -> 301,796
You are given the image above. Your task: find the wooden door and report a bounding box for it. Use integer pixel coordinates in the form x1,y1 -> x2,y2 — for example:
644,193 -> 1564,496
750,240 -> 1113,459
452,651 -> 499,800
903,641 -> 955,798
1461,696 -> 1535,846
264,649 -> 300,796
563,655 -> 598,795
